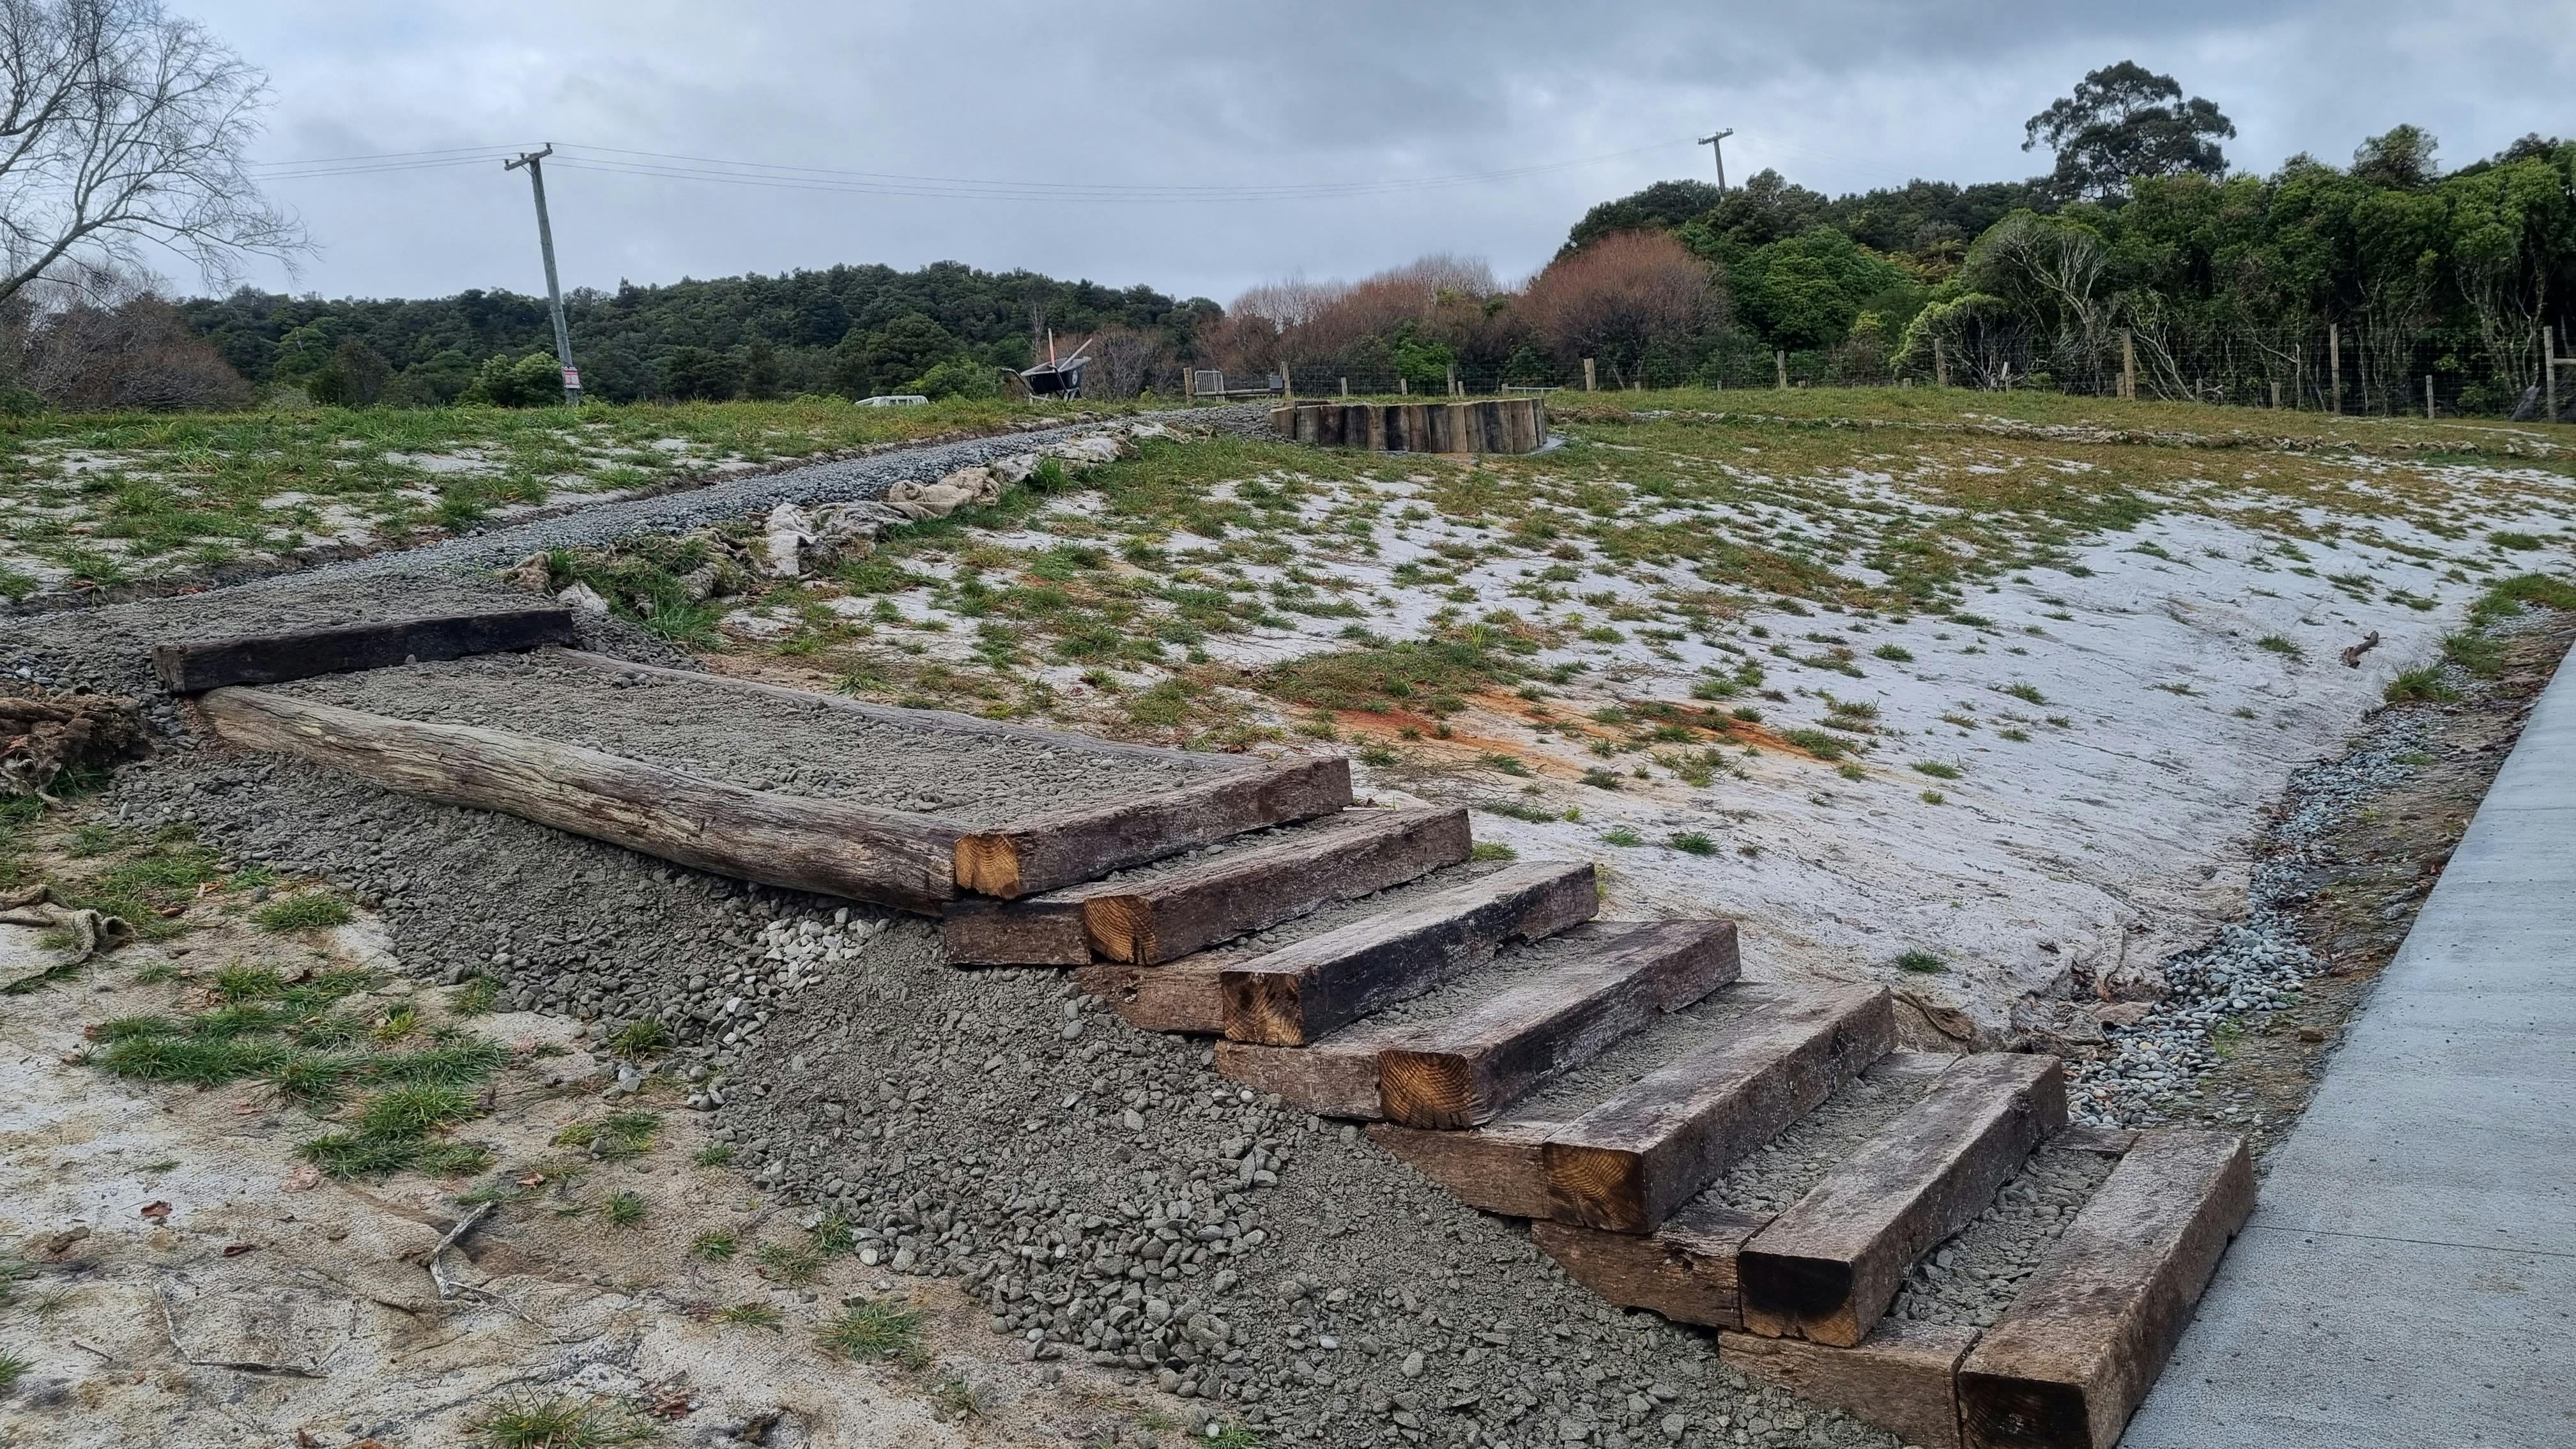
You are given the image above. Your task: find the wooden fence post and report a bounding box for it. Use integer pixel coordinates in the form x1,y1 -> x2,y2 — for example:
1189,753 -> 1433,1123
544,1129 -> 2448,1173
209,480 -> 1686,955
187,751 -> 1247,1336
1775,350 -> 1788,388
1446,362 -> 1458,396
2328,323 -> 2342,414
2548,334 -> 2558,422
2120,328 -> 2135,400
1340,377 -> 1349,397
1934,337 -> 1949,388
1583,358 -> 1597,392
2271,380 -> 2281,410
2425,374 -> 2435,420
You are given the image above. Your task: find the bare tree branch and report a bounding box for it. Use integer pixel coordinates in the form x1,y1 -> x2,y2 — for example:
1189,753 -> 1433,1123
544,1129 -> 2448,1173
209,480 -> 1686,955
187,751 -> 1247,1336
0,0 -> 306,310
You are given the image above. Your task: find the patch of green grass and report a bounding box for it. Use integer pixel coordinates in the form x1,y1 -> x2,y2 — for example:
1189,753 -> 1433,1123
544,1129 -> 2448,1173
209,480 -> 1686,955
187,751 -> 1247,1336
1468,841 -> 1519,862
1778,728 -> 1846,761
554,1110 -> 661,1160
465,1394 -> 659,1448
600,1190 -> 649,1229
716,1302 -> 782,1330
268,1050 -> 365,1108
2001,682 -> 2047,705
691,1229 -> 739,1262
252,894 -> 353,933
809,1215 -> 859,1255
1259,634 -> 1521,716
2255,634 -> 2303,659
2488,530 -> 2543,550
2471,572 -> 2576,622
610,1018 -> 672,1058
1895,949 -> 1947,974
1208,1427 -> 1266,1449
755,1241 -> 824,1286
1667,832 -> 1718,855
1479,798 -> 1559,824
356,1083 -> 479,1137
1600,826 -> 1644,847
1870,643 -> 1914,662
1920,790 -> 1948,804
2384,666 -> 2460,704
0,1347 -> 28,1395
367,1038 -> 509,1087
693,1145 -> 735,1167
2442,630 -> 2506,678
816,1298 -> 926,1365
1836,762 -> 1867,780
450,975 -> 500,1016
1910,760 -> 1963,780
1579,767 -> 1623,790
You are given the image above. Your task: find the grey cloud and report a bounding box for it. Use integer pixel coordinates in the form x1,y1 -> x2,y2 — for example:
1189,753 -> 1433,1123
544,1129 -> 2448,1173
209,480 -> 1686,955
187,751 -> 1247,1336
180,0 -> 2558,305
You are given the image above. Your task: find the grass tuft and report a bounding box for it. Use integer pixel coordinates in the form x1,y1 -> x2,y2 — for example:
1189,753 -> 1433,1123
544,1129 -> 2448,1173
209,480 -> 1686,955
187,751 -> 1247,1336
816,1298 -> 925,1365
1895,949 -> 1947,974
465,1394 -> 658,1448
252,894 -> 353,933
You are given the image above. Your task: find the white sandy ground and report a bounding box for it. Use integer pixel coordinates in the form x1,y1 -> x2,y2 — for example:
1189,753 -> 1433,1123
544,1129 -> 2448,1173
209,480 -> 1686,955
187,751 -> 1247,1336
786,442 -> 2576,1043
0,914 -> 1172,1448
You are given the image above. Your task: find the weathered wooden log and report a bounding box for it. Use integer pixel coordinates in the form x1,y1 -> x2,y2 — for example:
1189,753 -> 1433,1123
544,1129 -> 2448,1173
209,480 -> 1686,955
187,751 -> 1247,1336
1738,1052 -> 2067,1347
1075,958 -> 1229,1032
946,806 -> 1464,965
197,686 -> 958,913
1530,1198 -> 1770,1329
1956,1130 -> 2254,1449
1220,861 -> 1598,1046
1540,984 -> 1895,1234
154,608 -> 576,693
1266,397 -> 1545,454
1723,1321 -> 1984,1449
951,756 -> 1353,900
1378,919 -> 1740,1129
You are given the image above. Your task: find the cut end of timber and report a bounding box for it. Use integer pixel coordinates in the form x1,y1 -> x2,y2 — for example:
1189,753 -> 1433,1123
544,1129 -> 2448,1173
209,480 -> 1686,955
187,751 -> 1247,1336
1737,1255 -> 1862,1346
1956,1378 -> 2093,1449
1222,972 -> 1307,1046
1376,1050 -> 1481,1130
953,834 -> 1023,898
1081,896 -> 1156,965
1542,1143 -> 1653,1234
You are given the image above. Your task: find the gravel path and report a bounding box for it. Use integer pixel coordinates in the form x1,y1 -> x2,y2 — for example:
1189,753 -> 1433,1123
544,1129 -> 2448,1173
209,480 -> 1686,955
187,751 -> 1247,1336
275,652 -> 1213,825
277,403 -> 1269,585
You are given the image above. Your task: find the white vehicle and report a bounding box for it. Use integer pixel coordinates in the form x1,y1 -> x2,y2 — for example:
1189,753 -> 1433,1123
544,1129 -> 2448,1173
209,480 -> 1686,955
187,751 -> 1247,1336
855,394 -> 929,408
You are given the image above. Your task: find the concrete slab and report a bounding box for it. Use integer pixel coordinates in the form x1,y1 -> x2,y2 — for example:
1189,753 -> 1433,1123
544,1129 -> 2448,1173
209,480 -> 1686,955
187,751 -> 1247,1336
2124,654 -> 2576,1446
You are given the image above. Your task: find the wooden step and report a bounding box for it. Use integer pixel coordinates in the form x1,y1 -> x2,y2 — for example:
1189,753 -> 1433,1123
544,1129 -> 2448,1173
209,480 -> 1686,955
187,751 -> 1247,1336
1381,919 -> 1738,1128
1374,989 -> 1903,1229
1540,984 -> 1896,1233
1956,1130 -> 2254,1449
1737,1052 -> 2067,1349
1216,861 -> 1599,1046
155,607 -> 576,693
941,806 -> 1471,965
1722,1322 -> 1983,1449
552,651 -> 1350,900
1075,858 -> 1535,1035
1529,1198 -> 1770,1329
1215,919 -> 1737,1123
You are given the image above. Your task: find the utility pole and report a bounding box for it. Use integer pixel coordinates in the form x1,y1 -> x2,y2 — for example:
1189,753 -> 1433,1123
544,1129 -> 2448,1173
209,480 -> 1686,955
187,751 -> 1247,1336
1698,128 -> 1735,192
504,146 -> 581,405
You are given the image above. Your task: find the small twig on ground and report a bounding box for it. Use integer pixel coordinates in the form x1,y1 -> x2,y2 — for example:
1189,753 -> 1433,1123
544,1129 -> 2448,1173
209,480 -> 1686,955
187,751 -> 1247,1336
2342,631 -> 2382,668
426,1201 -> 496,1301
154,1285 -> 327,1378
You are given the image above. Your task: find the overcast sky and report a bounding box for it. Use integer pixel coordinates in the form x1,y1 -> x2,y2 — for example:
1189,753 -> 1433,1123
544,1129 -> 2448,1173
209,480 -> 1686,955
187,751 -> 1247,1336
183,0 -> 2573,308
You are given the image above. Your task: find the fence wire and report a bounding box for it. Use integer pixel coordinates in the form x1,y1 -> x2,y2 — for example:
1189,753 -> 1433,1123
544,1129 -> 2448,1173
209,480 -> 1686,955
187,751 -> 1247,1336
1218,327 -> 2576,424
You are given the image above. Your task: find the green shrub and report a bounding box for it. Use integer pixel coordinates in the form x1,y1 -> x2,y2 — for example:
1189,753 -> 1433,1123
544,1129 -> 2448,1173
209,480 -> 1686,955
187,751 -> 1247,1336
2384,666 -> 2458,703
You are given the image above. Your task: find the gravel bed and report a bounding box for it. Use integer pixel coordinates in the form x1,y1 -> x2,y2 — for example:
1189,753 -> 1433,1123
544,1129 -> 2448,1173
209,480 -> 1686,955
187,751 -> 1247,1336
1700,1064 -> 1945,1217
1885,1144 -> 2119,1329
273,652 -> 1212,825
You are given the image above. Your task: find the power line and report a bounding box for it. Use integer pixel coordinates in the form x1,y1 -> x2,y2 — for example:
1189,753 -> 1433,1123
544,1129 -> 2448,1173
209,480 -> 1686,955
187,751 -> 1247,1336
244,136 -> 1700,204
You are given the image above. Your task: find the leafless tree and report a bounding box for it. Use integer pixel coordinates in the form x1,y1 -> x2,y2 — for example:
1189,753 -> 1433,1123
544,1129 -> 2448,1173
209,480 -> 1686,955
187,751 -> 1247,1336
0,0 -> 305,310
1074,325 -> 1167,399
0,258 -> 247,407
1515,231 -> 1721,380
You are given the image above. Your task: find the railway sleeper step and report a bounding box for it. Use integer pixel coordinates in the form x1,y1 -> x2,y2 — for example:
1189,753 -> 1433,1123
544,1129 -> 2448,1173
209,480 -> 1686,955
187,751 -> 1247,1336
1372,985 -> 1899,1233
940,805 -> 1471,966
1214,918 -> 1740,1126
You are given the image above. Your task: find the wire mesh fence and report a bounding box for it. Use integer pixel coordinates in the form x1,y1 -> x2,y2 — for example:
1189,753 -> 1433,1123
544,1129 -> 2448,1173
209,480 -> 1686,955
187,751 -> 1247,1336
1217,325 -> 2576,424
